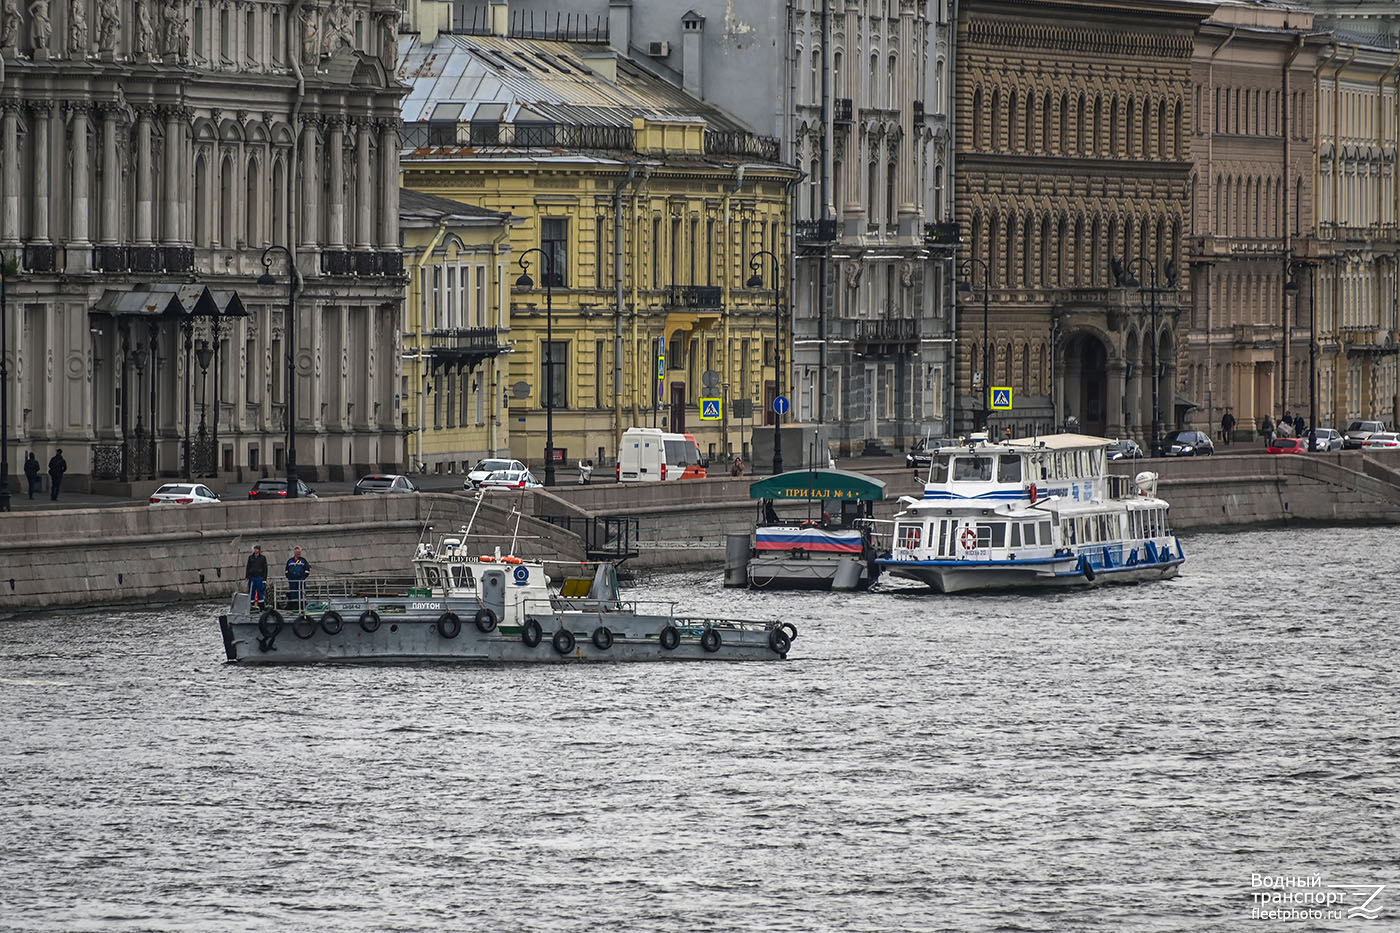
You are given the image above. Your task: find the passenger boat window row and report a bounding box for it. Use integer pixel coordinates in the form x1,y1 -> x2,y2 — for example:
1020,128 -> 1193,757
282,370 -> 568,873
1062,507 -> 1168,546
895,518 -> 1056,556
933,449 -> 1106,484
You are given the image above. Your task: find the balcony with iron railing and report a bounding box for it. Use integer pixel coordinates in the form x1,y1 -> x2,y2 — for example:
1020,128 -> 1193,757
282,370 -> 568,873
421,327 -> 506,363
796,219 -> 838,243
662,285 -> 724,311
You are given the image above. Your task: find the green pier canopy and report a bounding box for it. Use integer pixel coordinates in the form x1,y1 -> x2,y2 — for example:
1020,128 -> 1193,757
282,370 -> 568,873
748,469 -> 888,502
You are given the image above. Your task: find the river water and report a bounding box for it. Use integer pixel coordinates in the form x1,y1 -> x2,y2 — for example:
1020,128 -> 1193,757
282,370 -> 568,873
1,526 -> 1396,932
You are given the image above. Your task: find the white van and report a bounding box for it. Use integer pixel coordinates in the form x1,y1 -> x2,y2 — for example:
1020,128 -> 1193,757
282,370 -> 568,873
617,428 -> 708,482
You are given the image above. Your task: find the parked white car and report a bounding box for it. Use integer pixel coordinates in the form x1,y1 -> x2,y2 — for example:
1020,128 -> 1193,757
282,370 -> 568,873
148,483 -> 221,505
1361,432 -> 1400,449
478,469 -> 542,490
465,458 -> 527,489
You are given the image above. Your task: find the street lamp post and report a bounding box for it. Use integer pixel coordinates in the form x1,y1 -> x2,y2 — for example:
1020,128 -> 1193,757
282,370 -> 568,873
957,257 -> 991,433
1121,257 -> 1178,457
1285,260 -> 1316,451
1,249 -> 14,512
746,249 -> 783,475
258,246 -> 300,497
195,338 -> 213,472
515,248 -> 556,487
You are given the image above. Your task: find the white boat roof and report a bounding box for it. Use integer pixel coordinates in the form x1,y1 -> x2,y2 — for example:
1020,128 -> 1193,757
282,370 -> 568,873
1001,433 -> 1115,451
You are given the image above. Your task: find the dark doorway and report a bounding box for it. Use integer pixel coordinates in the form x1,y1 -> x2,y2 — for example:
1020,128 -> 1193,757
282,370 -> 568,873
671,383 -> 686,433
1065,333 -> 1109,436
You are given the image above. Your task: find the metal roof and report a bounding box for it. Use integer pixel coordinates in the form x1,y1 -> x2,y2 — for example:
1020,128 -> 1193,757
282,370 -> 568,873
398,33 -> 754,134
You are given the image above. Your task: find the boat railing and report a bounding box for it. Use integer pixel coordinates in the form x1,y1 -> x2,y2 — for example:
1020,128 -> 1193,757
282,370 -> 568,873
1107,473 -> 1135,499
672,616 -> 779,633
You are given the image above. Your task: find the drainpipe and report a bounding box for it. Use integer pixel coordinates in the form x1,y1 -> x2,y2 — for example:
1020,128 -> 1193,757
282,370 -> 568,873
613,163 -> 639,458
487,224 -> 511,456
630,165 -> 655,427
412,222 -> 449,471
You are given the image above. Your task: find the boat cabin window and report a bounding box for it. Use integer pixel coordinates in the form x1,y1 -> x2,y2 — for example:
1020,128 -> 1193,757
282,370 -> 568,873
897,523 -> 922,550
997,455 -> 1022,483
1010,523 -> 1021,548
1040,520 -> 1052,543
1022,522 -> 1036,546
975,522 -> 1006,548
1063,519 -> 1076,545
451,565 -> 475,590
928,458 -> 950,483
953,456 -> 994,482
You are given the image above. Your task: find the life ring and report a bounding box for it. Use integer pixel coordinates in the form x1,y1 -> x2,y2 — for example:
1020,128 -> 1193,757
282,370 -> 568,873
258,609 -> 284,638
320,610 -> 344,635
425,567 -> 441,587
701,628 -> 722,653
438,612 -> 462,639
502,556 -> 524,565
292,615 -> 317,639
359,609 -> 381,633
1079,556 -> 1097,583
480,556 -> 495,562
780,622 -> 799,643
659,625 -> 680,651
474,608 -> 498,633
768,626 -> 792,656
591,626 -> 613,650
1028,483 -> 1038,504
552,628 -> 576,655
960,526 -> 979,550
521,618 -> 543,648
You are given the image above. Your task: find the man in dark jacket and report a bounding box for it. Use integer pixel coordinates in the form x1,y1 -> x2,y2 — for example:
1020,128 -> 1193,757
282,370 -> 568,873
23,452 -> 40,499
47,449 -> 67,501
245,545 -> 269,609
285,546 -> 310,611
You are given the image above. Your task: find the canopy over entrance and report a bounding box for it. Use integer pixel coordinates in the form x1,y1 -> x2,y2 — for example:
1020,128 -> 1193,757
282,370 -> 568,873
748,469 -> 887,502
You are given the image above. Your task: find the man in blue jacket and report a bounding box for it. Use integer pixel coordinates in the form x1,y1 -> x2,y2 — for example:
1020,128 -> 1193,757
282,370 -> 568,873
285,546 -> 311,611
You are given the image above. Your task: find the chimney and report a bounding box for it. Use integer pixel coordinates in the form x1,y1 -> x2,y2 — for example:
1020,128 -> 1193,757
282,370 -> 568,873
490,0 -> 509,37
582,48 -> 618,84
609,0 -> 633,56
681,10 -> 704,99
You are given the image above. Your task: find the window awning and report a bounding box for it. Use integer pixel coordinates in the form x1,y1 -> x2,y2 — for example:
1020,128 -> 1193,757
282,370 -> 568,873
748,469 -> 887,502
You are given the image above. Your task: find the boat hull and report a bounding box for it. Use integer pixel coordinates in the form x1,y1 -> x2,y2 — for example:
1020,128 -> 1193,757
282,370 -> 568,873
219,603 -> 789,664
745,556 -> 877,591
881,556 -> 1183,593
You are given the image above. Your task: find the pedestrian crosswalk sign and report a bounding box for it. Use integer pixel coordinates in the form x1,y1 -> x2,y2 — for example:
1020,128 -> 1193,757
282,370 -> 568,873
700,398 -> 722,420
990,387 -> 1013,410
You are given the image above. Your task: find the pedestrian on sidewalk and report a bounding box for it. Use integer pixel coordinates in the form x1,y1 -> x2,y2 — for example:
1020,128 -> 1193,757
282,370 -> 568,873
285,546 -> 311,612
245,545 -> 268,610
23,452 -> 40,499
578,459 -> 593,484
47,449 -> 67,501
1220,411 -> 1235,446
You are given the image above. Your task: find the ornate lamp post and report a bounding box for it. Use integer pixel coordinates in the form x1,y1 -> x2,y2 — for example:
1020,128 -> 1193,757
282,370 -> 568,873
258,246 -> 300,497
1121,257 -> 1178,457
515,247 -> 556,487
1285,260 -> 1316,451
746,249 -> 783,475
131,345 -> 148,477
957,257 -> 991,432
1,250 -> 13,512
195,338 -> 213,472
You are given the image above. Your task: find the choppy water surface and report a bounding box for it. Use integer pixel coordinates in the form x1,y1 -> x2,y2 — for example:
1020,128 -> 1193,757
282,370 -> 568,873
2,526 -> 1397,932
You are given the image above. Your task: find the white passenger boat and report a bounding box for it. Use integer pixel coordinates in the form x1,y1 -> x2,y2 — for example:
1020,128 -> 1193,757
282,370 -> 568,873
876,433 -> 1184,593
218,531 -> 795,664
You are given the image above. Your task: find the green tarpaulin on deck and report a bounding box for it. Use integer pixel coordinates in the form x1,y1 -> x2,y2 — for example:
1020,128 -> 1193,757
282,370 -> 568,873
748,469 -> 887,502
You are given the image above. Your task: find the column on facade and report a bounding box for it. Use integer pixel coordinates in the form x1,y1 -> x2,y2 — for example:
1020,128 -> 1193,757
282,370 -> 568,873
299,118 -> 319,249
1,102 -> 20,243
379,119 -> 398,249
100,104 -> 120,243
840,0 -> 864,233
354,120 -> 372,249
163,107 -> 184,245
896,0 -> 918,235
1106,361 -> 1127,439
69,103 -> 92,246
134,109 -> 154,243
326,118 -> 345,248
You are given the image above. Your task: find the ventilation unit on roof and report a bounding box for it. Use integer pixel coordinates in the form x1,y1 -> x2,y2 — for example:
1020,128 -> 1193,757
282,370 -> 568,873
647,40 -> 671,57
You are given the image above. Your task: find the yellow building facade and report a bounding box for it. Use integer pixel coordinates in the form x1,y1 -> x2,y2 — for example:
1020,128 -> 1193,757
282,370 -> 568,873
399,32 -> 798,471
399,189 -> 515,473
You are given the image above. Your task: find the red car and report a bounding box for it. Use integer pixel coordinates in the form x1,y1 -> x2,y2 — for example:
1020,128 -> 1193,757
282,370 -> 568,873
1266,437 -> 1307,455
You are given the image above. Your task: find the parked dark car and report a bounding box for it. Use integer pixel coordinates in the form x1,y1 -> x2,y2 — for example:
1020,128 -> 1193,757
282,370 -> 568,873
1160,430 -> 1214,457
354,474 -> 420,494
1107,439 -> 1144,460
906,437 -> 960,469
248,478 -> 318,499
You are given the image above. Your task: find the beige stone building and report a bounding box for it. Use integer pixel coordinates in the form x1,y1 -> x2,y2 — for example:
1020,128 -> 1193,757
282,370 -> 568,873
955,0 -> 1210,445
1310,4 -> 1400,430
1184,0 -> 1323,441
1,0 -> 406,490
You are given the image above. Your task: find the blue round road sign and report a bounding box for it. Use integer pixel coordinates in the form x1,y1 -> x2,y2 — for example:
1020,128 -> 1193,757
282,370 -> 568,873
773,395 -> 790,415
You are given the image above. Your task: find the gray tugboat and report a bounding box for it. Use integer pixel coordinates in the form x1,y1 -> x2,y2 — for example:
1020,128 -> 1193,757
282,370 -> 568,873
218,530 -> 795,664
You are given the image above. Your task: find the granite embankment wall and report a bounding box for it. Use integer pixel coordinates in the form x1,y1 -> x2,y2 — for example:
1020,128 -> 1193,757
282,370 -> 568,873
0,494 -> 583,613
530,451 -> 1400,569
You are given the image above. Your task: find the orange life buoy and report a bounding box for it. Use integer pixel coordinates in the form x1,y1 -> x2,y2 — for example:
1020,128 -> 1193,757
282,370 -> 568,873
1028,483 -> 1038,504
479,556 -> 495,562
502,556 -> 523,564
960,526 -> 979,550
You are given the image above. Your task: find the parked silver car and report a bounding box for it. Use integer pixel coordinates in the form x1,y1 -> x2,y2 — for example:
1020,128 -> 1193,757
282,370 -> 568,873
1308,427 -> 1343,452
1343,420 -> 1387,449
354,474 -> 420,494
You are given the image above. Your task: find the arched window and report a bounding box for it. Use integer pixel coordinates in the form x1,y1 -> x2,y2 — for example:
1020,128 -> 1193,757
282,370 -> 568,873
867,159 -> 879,227
1005,213 -> 1017,285
1024,90 -> 1035,152
887,54 -> 897,110
972,87 -> 984,149
245,157 -> 261,246
1110,97 -> 1120,156
989,213 -> 1001,286
833,51 -> 842,96
991,88 -> 1002,150
1008,90 -> 1019,151
1141,96 -> 1151,157
1056,216 -> 1068,287
1173,99 -> 1183,158
1090,215 -> 1102,286
971,212 -> 983,264
1076,94 -> 1086,153
1021,212 -> 1033,287
1073,216 -> 1086,286
1158,99 -> 1168,158
1040,215 -> 1051,286
271,156 -> 285,245
1021,343 -> 1030,395
869,53 -> 879,108
1094,96 -> 1103,154
1126,97 -> 1136,157
885,160 -> 896,229
194,152 -> 210,247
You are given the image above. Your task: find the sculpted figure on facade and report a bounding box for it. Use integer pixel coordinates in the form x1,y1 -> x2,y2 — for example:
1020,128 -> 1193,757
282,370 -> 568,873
96,0 -> 118,52
1,0 -> 21,49
324,1 -> 352,56
29,0 -> 51,51
377,7 -> 400,68
133,0 -> 154,57
299,4 -> 321,67
162,0 -> 186,60
69,0 -> 87,54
